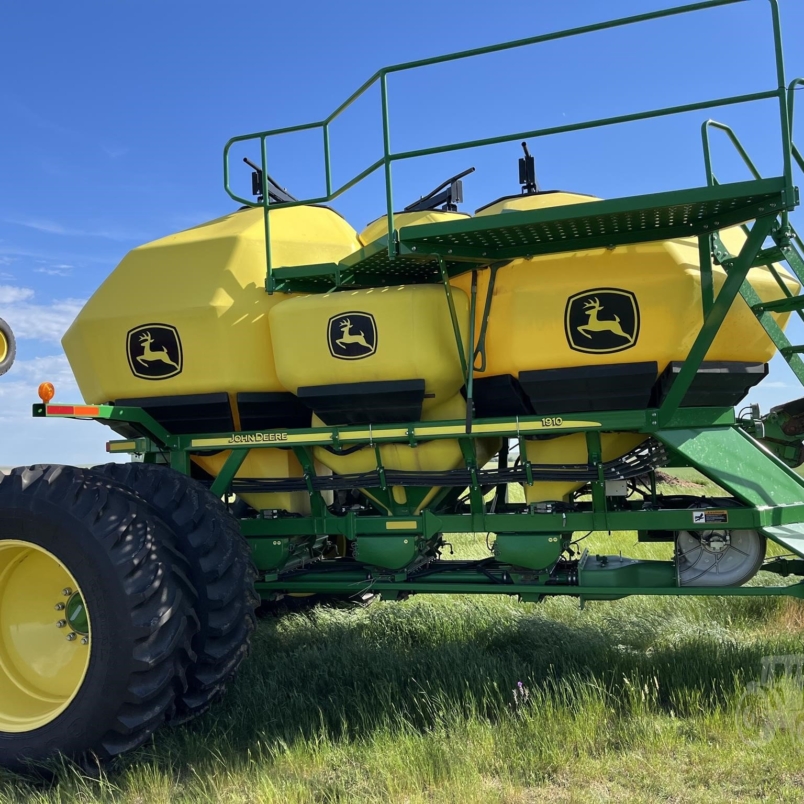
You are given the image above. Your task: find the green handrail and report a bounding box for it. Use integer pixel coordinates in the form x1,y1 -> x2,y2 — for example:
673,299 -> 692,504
790,78 -> 804,174
702,109 -> 803,254
703,80 -> 804,186
222,0 -> 794,292
701,120 -> 763,186
701,115 -> 803,294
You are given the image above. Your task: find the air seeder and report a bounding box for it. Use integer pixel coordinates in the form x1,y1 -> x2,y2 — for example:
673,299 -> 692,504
2,0 -> 804,770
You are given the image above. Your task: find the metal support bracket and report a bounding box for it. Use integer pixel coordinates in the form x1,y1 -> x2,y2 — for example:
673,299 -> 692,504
210,448 -> 249,497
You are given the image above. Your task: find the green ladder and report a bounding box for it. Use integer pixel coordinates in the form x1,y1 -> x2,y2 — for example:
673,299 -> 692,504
702,110 -> 804,386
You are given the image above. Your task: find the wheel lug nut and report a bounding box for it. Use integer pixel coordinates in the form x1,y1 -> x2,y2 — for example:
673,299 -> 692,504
56,620 -> 67,628
62,588 -> 72,597
81,637 -> 89,645
66,633 -> 76,641
55,603 -> 65,611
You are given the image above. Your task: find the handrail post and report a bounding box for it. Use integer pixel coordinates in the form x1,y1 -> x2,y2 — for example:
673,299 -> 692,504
223,139 -> 257,208
701,120 -> 763,187
260,135 -> 275,294
701,121 -> 716,187
789,79 -> 804,178
768,0 -> 793,228
323,124 -> 333,197
789,78 -> 804,140
380,73 -> 395,259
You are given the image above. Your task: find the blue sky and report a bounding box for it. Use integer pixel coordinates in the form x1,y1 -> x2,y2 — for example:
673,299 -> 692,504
1,0 -> 803,465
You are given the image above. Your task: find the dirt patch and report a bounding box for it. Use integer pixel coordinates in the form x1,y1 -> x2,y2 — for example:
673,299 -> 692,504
655,470 -> 706,489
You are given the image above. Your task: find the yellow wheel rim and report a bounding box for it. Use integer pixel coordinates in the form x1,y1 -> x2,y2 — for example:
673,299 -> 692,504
0,332 -> 7,364
0,541 -> 91,733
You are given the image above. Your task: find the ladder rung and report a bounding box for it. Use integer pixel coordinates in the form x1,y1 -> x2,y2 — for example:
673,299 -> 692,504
781,345 -> 804,356
752,296 -> 804,315
751,246 -> 786,267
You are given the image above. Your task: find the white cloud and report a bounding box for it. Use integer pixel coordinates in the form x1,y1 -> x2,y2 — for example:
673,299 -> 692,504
7,218 -> 71,235
34,264 -> 73,277
5,300 -> 84,343
0,354 -> 113,467
0,243 -> 115,265
1,354 -> 77,396
0,286 -> 84,344
0,285 -> 34,303
5,217 -> 145,242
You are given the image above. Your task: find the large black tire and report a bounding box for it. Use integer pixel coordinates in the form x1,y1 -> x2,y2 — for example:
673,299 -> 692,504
0,317 -> 16,376
92,463 -> 258,721
0,465 -> 196,772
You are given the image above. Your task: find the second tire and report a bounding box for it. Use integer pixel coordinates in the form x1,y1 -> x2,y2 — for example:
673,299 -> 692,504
92,462 -> 258,721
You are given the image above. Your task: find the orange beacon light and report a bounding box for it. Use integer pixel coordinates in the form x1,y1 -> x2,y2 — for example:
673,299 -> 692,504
38,382 -> 55,404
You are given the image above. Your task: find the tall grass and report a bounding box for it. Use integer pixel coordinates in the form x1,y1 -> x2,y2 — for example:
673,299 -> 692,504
1,476 -> 803,802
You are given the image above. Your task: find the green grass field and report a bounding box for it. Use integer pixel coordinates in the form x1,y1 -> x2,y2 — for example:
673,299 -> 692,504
2,472 -> 803,803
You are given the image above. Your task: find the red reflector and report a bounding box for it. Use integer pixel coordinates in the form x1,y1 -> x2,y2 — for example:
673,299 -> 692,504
45,405 -> 100,417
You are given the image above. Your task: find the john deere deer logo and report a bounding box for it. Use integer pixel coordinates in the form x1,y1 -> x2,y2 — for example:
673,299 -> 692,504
328,312 -> 377,360
126,324 -> 183,379
565,289 -> 639,354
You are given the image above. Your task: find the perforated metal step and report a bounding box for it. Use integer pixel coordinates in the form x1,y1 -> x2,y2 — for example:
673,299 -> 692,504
271,177 -> 795,292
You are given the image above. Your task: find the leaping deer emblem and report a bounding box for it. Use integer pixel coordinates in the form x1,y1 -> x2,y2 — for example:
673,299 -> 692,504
136,331 -> 180,369
576,297 -> 635,344
335,318 -> 372,351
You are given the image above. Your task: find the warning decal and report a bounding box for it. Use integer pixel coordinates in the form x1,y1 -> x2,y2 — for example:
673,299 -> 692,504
691,510 -> 729,525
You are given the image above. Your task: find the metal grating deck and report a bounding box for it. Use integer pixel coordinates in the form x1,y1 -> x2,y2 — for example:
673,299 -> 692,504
271,177 -> 796,292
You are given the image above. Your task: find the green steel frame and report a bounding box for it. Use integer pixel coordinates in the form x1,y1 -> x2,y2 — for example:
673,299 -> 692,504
38,0 -> 804,603
32,398 -> 804,600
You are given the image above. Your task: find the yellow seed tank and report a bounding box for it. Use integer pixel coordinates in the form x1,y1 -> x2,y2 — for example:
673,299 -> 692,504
62,191 -> 798,508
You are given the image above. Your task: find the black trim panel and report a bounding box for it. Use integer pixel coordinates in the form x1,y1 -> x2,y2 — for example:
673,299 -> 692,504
472,375 -> 534,418
298,379 -> 426,426
652,361 -> 768,408
115,392 -> 234,436
237,392 -> 311,431
519,362 -> 658,415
